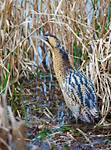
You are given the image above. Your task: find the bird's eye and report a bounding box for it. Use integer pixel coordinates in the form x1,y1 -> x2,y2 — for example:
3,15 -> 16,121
45,37 -> 49,43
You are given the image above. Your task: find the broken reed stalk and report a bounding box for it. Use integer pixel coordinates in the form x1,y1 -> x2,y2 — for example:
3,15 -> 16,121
0,94 -> 26,150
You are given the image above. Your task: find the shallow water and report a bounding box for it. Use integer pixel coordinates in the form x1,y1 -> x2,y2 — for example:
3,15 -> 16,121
19,72 -> 111,150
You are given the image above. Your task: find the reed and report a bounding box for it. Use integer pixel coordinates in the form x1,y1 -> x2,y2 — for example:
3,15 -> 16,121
0,94 -> 26,149
0,0 -> 111,125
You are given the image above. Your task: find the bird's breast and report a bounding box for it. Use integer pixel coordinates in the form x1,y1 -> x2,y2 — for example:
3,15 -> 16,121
52,48 -> 72,88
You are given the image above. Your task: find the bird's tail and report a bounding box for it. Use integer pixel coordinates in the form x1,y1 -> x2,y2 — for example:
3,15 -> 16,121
79,106 -> 99,123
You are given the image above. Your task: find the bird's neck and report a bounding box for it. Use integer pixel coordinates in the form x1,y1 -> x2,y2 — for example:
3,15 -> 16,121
52,47 -> 73,87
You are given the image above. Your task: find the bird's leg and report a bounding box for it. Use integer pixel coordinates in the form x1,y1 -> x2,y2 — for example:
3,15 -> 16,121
73,113 -> 78,124
75,118 -> 78,124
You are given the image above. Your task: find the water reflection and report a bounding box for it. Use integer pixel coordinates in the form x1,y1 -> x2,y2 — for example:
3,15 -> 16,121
23,72 -> 73,125
22,73 -> 111,150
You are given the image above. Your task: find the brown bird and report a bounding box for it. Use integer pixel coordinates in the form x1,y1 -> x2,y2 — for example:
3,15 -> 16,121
37,34 -> 99,123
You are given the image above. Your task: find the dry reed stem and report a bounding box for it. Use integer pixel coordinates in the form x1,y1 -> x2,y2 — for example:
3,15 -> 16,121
0,0 -> 111,124
76,128 -> 93,147
0,94 -> 26,150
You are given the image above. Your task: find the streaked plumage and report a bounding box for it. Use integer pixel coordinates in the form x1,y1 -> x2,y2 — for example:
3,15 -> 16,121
38,34 -> 99,123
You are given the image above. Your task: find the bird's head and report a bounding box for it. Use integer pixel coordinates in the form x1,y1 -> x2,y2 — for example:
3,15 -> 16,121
34,34 -> 67,61
37,34 -> 61,49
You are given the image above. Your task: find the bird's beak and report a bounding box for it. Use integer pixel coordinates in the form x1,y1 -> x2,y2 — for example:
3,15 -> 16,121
32,35 -> 52,49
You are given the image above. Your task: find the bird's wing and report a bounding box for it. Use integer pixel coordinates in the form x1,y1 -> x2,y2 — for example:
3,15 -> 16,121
63,69 -> 97,108
62,69 -> 98,122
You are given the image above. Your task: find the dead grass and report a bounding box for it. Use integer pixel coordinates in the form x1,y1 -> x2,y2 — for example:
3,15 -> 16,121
0,94 -> 26,150
0,0 -> 111,130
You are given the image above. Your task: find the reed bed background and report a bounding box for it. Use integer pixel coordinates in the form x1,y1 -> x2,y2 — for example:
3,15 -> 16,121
0,0 -> 111,149
0,0 -> 111,142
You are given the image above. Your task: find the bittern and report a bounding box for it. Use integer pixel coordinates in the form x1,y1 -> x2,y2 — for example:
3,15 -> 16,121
37,34 -> 99,123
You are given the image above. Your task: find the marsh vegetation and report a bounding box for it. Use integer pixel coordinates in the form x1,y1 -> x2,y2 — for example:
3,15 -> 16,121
0,0 -> 111,149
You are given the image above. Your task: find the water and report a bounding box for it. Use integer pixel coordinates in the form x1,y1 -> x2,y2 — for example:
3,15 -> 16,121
21,72 -> 111,150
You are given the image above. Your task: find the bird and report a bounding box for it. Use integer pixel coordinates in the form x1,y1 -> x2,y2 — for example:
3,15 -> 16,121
37,34 -> 99,123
